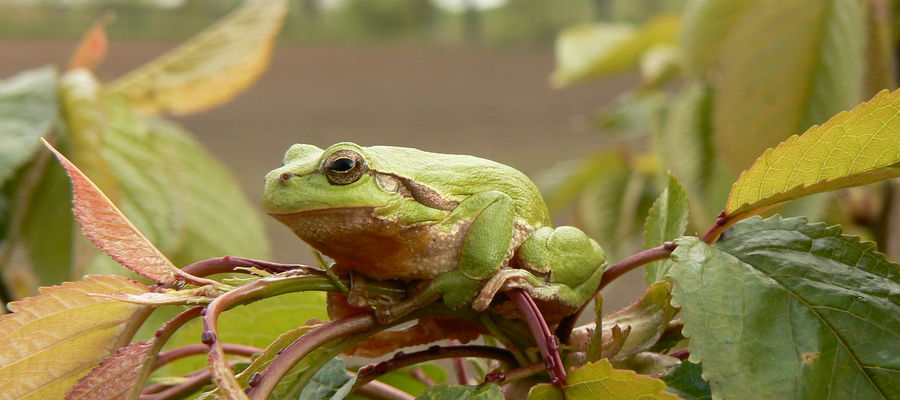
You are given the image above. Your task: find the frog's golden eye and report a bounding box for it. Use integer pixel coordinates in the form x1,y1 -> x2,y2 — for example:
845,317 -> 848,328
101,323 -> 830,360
324,150 -> 366,185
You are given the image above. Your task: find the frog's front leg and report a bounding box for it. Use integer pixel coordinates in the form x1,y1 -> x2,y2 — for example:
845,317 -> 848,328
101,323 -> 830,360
376,191 -> 521,323
473,226 -> 606,312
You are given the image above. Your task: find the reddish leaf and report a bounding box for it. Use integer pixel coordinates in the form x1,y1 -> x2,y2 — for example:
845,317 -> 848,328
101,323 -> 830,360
65,341 -> 154,400
67,13 -> 114,72
43,139 -> 216,286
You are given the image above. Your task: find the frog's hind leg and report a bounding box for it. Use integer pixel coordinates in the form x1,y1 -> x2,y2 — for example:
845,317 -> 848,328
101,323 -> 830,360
473,226 -> 606,312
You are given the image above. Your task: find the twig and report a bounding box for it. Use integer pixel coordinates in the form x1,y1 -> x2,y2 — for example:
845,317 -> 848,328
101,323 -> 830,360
509,289 -> 566,385
701,210 -> 730,244
557,242 -> 676,343
152,343 -> 262,369
247,313 -> 379,400
139,362 -> 238,400
353,345 -> 517,389
181,256 -> 321,278
483,362 -> 545,384
447,339 -> 469,385
409,368 -> 435,387
202,274 -> 340,399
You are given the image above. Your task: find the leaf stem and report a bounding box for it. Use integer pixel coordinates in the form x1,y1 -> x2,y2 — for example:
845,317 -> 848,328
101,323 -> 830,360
152,343 -> 262,369
353,345 -> 518,390
202,274 -> 340,399
247,313 -> 379,400
181,256 -> 321,278
669,348 -> 690,360
483,362 -> 545,384
139,362 -> 238,400
509,289 -> 567,385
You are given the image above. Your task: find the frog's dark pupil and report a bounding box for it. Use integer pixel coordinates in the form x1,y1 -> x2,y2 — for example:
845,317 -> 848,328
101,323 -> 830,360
330,157 -> 355,172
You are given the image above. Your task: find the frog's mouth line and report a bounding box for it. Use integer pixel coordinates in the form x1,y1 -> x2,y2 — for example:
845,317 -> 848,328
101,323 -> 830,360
266,205 -> 378,217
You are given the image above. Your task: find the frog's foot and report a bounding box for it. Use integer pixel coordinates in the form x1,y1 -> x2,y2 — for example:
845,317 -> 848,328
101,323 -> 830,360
375,271 -> 481,324
473,269 -> 542,311
345,316 -> 484,358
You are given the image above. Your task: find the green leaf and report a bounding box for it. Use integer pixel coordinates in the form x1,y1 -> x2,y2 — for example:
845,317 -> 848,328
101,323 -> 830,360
418,383 -> 503,400
0,66 -> 57,185
661,361 -> 711,400
714,0 -> 866,173
726,89 -> 900,218
655,82 -> 726,227
20,156 -> 74,285
679,0 -> 754,74
298,358 -> 356,400
594,92 -> 666,138
552,15 -> 679,87
528,359 -> 679,400
668,217 -> 900,399
643,173 -> 689,283
603,281 -> 677,360
157,291 -> 327,377
107,0 -> 288,116
536,151 -> 628,213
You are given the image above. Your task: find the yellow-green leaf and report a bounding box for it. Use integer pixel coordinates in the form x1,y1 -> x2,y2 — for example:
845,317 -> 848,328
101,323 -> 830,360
552,15 -> 679,88
0,275 -> 152,400
679,0 -> 754,74
714,0 -> 866,172
107,0 -> 287,116
527,359 -> 679,400
726,88 -> 900,218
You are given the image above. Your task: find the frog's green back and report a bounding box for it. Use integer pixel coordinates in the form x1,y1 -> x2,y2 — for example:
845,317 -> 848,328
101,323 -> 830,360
363,145 -> 551,226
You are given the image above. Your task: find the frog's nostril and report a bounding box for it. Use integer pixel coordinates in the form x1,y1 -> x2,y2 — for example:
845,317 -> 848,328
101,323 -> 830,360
280,173 -> 293,182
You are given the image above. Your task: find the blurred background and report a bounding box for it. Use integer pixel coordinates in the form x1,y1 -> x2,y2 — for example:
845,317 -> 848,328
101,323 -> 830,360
2,0 -> 689,309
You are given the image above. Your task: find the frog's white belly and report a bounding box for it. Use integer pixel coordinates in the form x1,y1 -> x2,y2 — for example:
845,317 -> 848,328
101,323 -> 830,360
272,207 -> 468,280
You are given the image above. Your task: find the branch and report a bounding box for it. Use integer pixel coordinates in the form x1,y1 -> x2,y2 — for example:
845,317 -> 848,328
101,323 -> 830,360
202,274 -> 340,399
701,210 -> 731,244
353,345 -> 518,389
153,343 -> 262,369
509,289 -> 566,385
247,313 -> 379,400
483,362 -> 545,384
181,256 -> 322,278
139,362 -> 238,400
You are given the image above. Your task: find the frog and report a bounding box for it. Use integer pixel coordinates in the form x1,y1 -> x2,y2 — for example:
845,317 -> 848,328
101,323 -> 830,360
263,142 -> 606,337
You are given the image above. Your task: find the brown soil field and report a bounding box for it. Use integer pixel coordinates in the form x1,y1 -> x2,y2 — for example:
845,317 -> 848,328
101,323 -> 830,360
0,40 -> 646,309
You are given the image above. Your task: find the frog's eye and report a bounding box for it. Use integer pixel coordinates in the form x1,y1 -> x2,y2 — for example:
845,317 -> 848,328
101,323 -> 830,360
324,150 -> 366,185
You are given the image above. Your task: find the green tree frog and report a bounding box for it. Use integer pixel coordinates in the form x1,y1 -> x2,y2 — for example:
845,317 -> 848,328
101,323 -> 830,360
263,142 -> 606,325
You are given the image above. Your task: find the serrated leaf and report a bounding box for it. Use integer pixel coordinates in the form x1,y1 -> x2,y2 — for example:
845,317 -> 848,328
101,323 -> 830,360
0,275 -> 151,400
419,383 -> 503,400
107,0 -> 287,116
602,281 -> 677,360
612,351 -> 680,377
65,340 -> 154,400
679,0 -> 754,74
714,0 -> 866,172
528,359 -> 679,400
661,361 -> 711,400
643,173 -> 689,283
0,66 -> 57,185
726,89 -> 900,218
668,217 -> 900,399
97,285 -> 219,305
44,141 -> 212,286
552,15 -> 679,87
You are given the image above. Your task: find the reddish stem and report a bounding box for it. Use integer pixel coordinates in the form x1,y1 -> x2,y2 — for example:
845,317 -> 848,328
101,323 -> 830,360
247,313 -> 379,400
181,256 -> 321,278
483,362 -> 544,384
354,345 -> 517,389
153,343 -> 262,369
701,210 -> 730,244
509,289 -> 567,385
355,380 -> 416,400
139,362 -> 238,400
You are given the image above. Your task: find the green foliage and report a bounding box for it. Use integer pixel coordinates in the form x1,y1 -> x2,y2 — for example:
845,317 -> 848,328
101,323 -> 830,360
0,67 -> 57,186
643,173 -> 689,283
668,216 -> 899,399
660,361 -> 711,400
418,383 -> 504,400
298,358 -> 356,400
712,0 -> 866,173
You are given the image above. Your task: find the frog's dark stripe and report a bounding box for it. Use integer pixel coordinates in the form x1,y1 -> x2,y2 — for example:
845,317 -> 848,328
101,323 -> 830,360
374,172 -> 459,211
